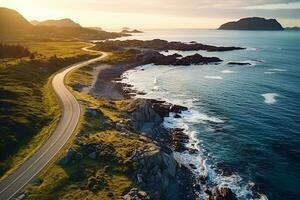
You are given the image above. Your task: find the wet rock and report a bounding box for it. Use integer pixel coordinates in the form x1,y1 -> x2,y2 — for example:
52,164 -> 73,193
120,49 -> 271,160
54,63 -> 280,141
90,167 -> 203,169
174,113 -> 181,118
189,164 -> 197,170
123,188 -> 151,200
207,186 -> 238,200
188,148 -> 199,154
228,62 -> 251,66
130,144 -> 178,198
170,129 -> 189,152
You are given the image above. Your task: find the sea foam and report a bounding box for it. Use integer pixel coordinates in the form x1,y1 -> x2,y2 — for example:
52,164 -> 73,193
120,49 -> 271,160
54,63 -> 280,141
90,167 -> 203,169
120,64 -> 267,200
268,68 -> 287,72
262,93 -> 279,104
221,70 -> 235,74
204,76 -> 223,80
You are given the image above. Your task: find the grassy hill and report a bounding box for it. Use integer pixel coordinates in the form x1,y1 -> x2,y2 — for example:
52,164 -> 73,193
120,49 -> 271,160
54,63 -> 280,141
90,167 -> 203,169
0,41 -> 98,178
0,7 -> 128,41
34,18 -> 82,28
0,7 -> 33,35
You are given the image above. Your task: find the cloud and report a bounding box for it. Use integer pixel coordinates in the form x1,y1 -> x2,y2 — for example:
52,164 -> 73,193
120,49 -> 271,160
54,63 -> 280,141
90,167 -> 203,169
52,0 -> 300,18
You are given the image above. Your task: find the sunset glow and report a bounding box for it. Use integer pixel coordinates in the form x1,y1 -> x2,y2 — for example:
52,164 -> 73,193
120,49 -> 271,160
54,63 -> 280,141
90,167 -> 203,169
1,0 -> 300,29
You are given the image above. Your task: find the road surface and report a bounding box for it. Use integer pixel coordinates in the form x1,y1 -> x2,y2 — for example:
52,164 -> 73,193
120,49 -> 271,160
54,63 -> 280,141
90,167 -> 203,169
0,44 -> 106,200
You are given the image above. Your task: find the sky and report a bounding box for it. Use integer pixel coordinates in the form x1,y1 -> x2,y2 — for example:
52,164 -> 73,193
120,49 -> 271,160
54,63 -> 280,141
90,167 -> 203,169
1,0 -> 300,29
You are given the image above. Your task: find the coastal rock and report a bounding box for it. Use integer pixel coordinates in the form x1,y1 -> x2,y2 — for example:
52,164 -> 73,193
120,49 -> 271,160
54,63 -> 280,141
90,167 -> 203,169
130,99 -> 163,135
170,128 -> 189,152
95,39 -> 244,52
227,62 -> 251,66
123,188 -> 151,200
151,100 -> 188,117
175,53 -> 222,65
58,148 -> 82,166
130,144 -> 178,198
206,186 -> 238,200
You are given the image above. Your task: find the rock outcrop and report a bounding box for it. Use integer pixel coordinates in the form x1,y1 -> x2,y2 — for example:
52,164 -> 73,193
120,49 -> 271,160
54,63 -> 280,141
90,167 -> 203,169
218,17 -> 284,31
205,186 -> 238,200
58,149 -> 82,166
123,188 -> 151,200
227,62 -> 251,66
130,144 -> 177,198
95,39 -> 245,52
129,99 -> 188,136
175,53 -> 222,65
135,50 -> 222,66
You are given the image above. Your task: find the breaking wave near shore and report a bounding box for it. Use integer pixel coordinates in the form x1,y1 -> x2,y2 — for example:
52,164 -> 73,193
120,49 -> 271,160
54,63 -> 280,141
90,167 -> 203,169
120,65 -> 268,200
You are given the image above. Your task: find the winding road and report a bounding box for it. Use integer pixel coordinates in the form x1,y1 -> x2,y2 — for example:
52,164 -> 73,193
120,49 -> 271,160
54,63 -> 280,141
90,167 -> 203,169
0,44 -> 106,200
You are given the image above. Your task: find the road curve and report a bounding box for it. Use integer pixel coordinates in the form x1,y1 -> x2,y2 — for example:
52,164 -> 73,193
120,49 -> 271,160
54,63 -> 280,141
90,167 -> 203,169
0,44 -> 106,200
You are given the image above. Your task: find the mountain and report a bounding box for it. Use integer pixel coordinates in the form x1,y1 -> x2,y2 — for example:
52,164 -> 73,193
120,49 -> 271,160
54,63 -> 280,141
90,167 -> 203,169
34,18 -> 81,28
30,20 -> 40,25
218,17 -> 284,31
0,7 -> 128,41
0,7 -> 33,33
285,27 -> 300,31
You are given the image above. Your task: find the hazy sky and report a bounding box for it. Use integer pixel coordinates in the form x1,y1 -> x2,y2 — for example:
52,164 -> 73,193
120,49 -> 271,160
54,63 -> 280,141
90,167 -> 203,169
1,0 -> 300,29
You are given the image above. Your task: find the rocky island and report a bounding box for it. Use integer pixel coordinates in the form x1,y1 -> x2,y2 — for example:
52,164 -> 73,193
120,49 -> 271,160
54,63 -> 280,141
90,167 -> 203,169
218,17 -> 284,30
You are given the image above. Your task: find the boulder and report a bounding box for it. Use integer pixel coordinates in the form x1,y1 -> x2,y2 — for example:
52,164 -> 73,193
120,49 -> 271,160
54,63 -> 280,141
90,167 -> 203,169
130,99 -> 163,135
123,188 -> 151,200
206,186 -> 238,200
130,144 -> 178,197
58,149 -> 82,166
227,62 -> 251,66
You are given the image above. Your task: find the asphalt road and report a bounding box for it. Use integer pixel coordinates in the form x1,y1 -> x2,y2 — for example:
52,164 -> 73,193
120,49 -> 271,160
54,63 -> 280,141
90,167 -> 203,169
0,45 -> 106,200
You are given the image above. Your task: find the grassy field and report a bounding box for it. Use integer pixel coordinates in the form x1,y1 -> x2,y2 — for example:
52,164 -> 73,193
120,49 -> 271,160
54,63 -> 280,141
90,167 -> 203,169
0,41 -> 97,179
24,58 -> 149,199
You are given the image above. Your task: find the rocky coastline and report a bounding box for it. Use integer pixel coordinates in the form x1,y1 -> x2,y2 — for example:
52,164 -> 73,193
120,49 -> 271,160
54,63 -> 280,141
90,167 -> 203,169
64,39 -> 245,199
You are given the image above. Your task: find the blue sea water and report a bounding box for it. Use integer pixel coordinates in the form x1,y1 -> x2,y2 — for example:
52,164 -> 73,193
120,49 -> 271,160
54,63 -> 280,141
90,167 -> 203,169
120,29 -> 300,200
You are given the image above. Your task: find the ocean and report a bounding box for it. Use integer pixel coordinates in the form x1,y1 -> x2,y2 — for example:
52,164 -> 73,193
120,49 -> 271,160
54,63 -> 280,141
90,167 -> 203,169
119,29 -> 300,200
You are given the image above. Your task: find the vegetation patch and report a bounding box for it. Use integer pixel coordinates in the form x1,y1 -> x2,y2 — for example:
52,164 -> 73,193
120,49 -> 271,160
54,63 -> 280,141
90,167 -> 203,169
24,57 -> 150,199
0,41 -> 97,178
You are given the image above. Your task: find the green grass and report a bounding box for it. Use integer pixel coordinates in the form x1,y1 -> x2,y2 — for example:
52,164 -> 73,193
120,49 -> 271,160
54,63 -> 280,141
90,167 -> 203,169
0,41 -> 97,179
24,56 -> 150,199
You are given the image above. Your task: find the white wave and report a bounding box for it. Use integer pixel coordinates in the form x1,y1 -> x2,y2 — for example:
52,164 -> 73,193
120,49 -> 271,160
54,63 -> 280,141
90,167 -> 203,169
204,76 -> 223,80
268,68 -> 286,72
120,63 -> 267,200
221,70 -> 235,74
152,85 -> 160,91
153,76 -> 158,84
245,47 -> 257,51
264,72 -> 276,74
262,93 -> 279,104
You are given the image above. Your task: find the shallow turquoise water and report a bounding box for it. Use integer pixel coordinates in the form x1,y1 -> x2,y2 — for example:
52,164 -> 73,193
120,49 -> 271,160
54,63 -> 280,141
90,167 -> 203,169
120,29 -> 300,199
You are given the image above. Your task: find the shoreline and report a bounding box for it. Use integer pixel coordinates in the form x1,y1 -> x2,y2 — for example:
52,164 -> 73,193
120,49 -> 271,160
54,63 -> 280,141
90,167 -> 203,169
86,54 -> 240,199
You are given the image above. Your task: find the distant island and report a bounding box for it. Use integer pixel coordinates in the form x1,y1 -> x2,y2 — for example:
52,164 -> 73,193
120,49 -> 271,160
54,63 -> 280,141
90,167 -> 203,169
121,27 -> 143,33
218,17 -> 284,31
285,27 -> 300,31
